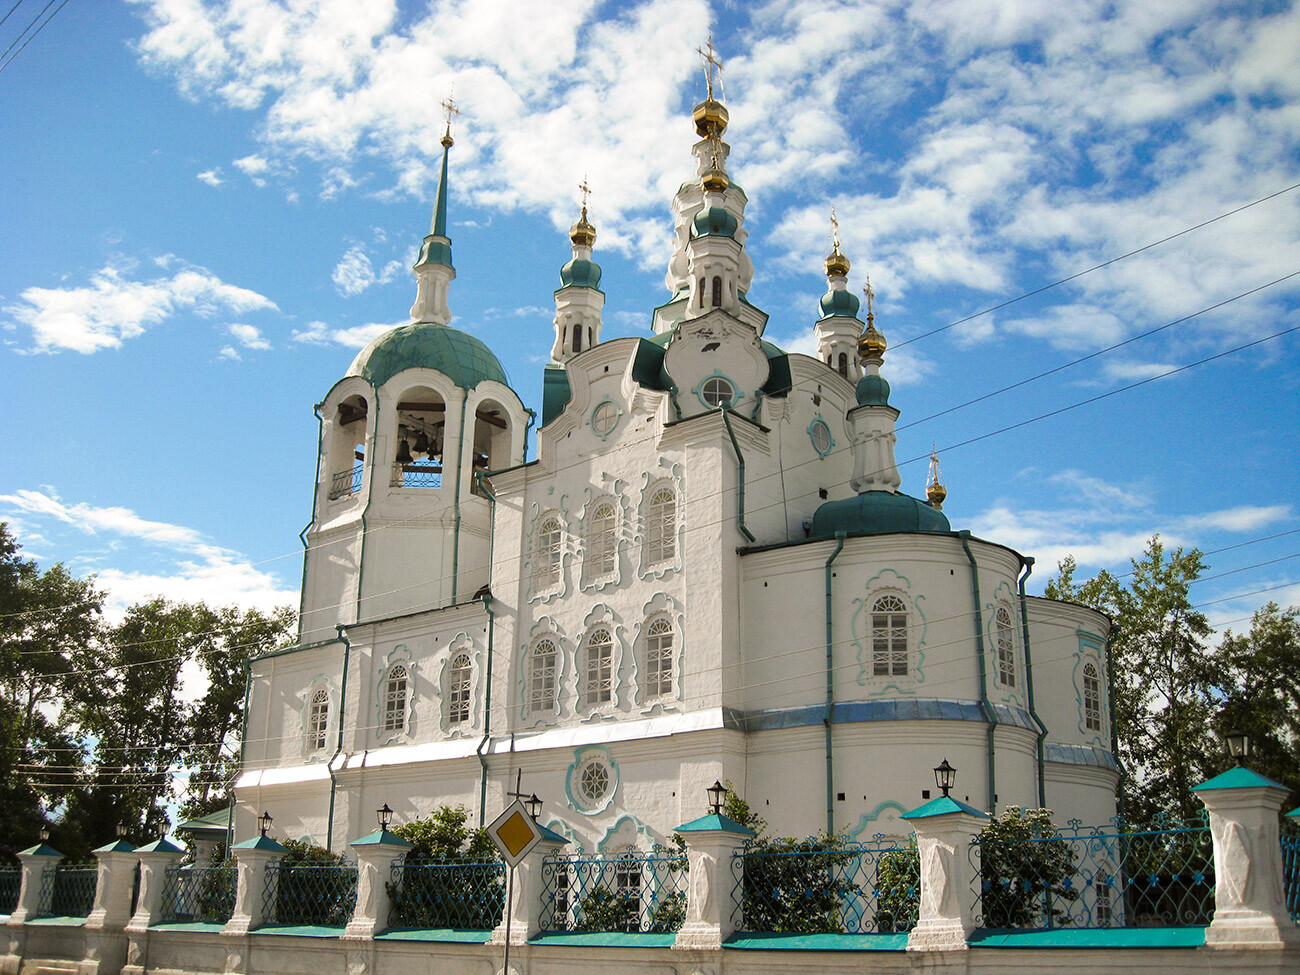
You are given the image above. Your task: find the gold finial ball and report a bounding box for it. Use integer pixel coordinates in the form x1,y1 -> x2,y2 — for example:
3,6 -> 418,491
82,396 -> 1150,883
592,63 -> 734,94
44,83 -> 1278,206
927,481 -> 947,508
693,98 -> 729,138
570,209 -> 596,248
825,250 -> 850,278
858,322 -> 886,360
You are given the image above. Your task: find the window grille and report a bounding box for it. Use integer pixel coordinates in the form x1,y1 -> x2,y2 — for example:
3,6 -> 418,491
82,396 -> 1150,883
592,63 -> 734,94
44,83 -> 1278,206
529,639 -> 558,713
534,517 -> 563,589
711,276 -> 722,307
645,618 -> 673,698
308,689 -> 329,750
701,377 -> 734,408
872,595 -> 908,676
996,607 -> 1016,687
1084,663 -> 1102,731
381,665 -> 407,733
587,503 -> 617,575
448,653 -> 472,724
645,489 -> 676,564
585,628 -> 614,706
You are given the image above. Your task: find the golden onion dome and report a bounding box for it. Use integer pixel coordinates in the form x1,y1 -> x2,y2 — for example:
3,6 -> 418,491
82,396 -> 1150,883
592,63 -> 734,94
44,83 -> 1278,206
701,164 -> 730,193
927,480 -> 947,508
569,206 -> 596,248
825,248 -> 850,278
859,320 -> 887,360
693,98 -> 729,138
440,123 -> 454,150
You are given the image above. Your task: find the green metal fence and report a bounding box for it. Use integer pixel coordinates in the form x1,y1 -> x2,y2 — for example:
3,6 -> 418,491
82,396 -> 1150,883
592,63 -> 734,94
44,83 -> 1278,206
262,862 -> 357,928
0,869 -> 20,915
38,863 -> 97,919
1282,817 -> 1300,925
541,849 -> 688,933
159,864 -> 237,924
387,857 -> 504,930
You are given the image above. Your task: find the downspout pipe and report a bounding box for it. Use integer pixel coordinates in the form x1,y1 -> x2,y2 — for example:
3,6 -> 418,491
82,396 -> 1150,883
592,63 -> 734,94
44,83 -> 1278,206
355,395 -> 379,620
720,409 -> 757,544
326,623 -> 352,852
450,390 -> 469,605
227,655 -> 254,852
1104,628 -> 1126,823
298,405 -> 324,643
959,531 -> 997,815
824,532 -> 846,836
522,408 -> 536,462
1017,557 -> 1049,808
473,471 -> 498,828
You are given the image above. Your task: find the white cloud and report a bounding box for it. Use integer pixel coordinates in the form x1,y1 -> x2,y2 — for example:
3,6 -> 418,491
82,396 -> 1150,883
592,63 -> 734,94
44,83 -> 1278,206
196,168 -> 223,186
0,488 -> 296,619
292,319 -> 397,348
4,259 -> 278,354
1178,505 -> 1292,534
218,345 -> 241,360
227,322 -> 271,350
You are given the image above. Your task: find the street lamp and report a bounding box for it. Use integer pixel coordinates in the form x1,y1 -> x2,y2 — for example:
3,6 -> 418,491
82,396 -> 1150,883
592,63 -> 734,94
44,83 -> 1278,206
525,794 -> 543,821
116,823 -> 130,840
934,759 -> 956,798
157,822 -> 168,841
38,827 -> 49,842
707,780 -> 727,816
1226,729 -> 1250,767
377,803 -> 394,832
258,810 -> 273,837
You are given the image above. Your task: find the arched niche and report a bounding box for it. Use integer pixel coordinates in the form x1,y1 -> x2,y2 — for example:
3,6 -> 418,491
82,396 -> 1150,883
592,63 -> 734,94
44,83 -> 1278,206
470,396 -> 512,486
326,393 -> 369,501
392,384 -> 447,490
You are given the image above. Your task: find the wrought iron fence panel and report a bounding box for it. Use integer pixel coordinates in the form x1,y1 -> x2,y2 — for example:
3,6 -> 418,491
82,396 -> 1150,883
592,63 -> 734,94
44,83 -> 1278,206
387,857 -> 505,930
0,868 -> 20,915
38,863 -> 97,918
159,864 -> 237,924
1283,818 -> 1300,924
391,461 -> 442,489
329,464 -> 364,500
970,814 -> 1214,930
540,849 -> 688,933
262,862 -> 357,927
731,836 -> 919,934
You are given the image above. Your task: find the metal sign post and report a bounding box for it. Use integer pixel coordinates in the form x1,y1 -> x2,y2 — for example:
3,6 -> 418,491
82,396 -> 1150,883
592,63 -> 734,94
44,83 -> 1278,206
487,798 -> 544,975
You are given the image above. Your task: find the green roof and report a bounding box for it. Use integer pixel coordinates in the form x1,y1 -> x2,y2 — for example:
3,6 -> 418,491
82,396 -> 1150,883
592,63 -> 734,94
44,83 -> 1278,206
819,288 -> 861,318
673,812 -> 755,835
541,364 -> 572,426
810,491 -> 951,540
1191,766 -> 1288,792
351,829 -> 412,848
348,323 -> 509,391
857,373 -> 891,406
900,795 -> 988,820
178,807 -> 233,834
559,258 -> 602,290
692,205 -> 738,238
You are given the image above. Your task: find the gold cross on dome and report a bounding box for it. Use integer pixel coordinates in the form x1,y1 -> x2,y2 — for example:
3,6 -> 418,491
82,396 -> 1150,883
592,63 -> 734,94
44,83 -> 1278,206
440,94 -> 460,138
578,176 -> 592,212
863,276 -> 875,318
697,29 -> 724,100
830,206 -> 842,251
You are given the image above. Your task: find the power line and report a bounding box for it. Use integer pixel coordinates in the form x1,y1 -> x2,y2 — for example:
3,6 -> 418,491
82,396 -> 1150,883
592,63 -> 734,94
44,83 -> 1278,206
0,0 -> 70,75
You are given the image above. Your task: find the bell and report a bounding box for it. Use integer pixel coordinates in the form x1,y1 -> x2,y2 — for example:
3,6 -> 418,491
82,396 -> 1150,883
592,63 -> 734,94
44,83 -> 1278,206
413,431 -> 430,455
395,439 -> 413,465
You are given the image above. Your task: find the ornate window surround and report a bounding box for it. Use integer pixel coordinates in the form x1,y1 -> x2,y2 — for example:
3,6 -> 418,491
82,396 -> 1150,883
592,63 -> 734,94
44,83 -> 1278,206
587,396 -> 623,440
565,744 -> 621,815
300,676 -> 337,761
636,462 -> 684,581
1072,631 -> 1108,745
633,592 -> 684,711
574,604 -> 627,719
525,500 -> 571,604
437,632 -> 481,738
993,604 -> 1018,690
518,617 -> 569,727
851,569 -> 927,694
374,645 -> 416,745
579,482 -> 628,593
807,414 -> 835,459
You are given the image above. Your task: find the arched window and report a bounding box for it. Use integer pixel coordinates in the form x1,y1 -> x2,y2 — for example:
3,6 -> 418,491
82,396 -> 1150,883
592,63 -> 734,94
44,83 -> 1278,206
698,276 -> 706,307
574,326 -> 583,353
645,488 -> 676,564
1083,663 -> 1101,731
588,326 -> 593,347
307,689 -> 329,751
995,607 -> 1016,687
644,617 -> 674,698
534,517 -> 563,589
381,665 -> 407,734
711,276 -> 722,307
448,653 -> 471,725
327,395 -> 368,500
529,639 -> 558,713
872,595 -> 908,677
585,627 -> 614,706
837,352 -> 848,377
614,851 -> 642,931
587,502 -> 617,577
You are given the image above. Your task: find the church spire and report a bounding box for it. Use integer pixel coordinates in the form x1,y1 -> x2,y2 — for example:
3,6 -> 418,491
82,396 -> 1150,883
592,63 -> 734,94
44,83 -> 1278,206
815,208 -> 865,380
410,97 -> 459,325
848,282 -> 901,494
552,177 -> 604,363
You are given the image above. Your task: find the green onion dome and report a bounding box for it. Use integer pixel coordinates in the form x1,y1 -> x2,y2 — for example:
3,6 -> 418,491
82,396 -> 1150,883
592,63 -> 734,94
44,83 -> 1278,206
559,258 -> 602,290
692,206 -> 739,238
347,323 -> 508,391
819,288 -> 861,318
856,373 -> 891,407
809,491 -> 951,539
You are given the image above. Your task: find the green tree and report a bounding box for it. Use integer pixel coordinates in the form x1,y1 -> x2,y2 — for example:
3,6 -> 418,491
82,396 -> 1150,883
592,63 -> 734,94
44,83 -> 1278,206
1045,536 -> 1216,821
976,806 -> 1078,929
387,806 -> 502,930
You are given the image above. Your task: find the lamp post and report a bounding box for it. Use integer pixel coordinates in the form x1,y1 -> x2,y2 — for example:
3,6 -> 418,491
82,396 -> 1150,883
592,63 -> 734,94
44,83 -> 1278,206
525,793 -> 542,822
116,823 -> 130,840
934,759 -> 956,798
258,810 -> 273,838
156,822 -> 168,841
377,803 -> 394,832
707,780 -> 727,816
1226,729 -> 1249,767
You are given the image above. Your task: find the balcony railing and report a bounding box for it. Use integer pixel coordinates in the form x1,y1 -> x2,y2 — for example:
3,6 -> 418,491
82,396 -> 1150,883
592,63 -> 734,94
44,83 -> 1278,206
159,863 -> 237,925
388,857 -> 505,930
38,863 -> 97,919
540,849 -> 688,933
970,813 -> 1214,930
329,464 -> 364,500
262,862 -> 357,928
732,836 -> 919,934
391,460 -> 442,489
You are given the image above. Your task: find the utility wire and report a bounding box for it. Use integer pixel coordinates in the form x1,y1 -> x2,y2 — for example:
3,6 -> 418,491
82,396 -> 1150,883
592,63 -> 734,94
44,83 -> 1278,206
0,0 -> 70,75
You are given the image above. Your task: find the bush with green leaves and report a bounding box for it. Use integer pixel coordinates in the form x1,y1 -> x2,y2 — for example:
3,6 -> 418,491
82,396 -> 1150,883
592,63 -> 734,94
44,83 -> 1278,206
976,807 -> 1078,929
875,841 -> 920,932
269,839 -> 356,926
386,805 -> 503,930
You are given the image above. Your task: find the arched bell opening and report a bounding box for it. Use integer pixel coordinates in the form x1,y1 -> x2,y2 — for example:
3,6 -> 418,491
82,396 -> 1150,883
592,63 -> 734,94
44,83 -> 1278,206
326,394 -> 368,501
392,385 -> 446,490
470,397 -> 511,495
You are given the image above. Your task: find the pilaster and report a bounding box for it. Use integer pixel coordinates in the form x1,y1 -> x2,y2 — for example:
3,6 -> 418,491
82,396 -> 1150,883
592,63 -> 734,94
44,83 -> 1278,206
902,796 -> 988,952
490,838 -> 568,946
223,836 -> 285,937
122,839 -> 185,975
343,830 -> 411,940
671,813 -> 754,949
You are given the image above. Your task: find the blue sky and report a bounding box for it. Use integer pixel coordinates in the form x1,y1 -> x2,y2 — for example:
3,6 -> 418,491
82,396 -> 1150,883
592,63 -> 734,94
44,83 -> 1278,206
2,0 -> 1298,635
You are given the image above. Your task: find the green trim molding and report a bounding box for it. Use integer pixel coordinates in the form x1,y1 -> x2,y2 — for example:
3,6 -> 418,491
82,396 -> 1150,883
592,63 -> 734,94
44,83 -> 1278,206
725,932 -> 907,951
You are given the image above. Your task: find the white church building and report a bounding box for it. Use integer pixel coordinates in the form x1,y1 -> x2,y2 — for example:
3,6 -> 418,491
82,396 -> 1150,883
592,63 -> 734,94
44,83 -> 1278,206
232,87 -> 1118,855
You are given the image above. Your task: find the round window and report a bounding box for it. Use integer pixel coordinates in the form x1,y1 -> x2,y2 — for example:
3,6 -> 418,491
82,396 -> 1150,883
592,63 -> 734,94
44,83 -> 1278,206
810,419 -> 832,455
592,400 -> 618,436
579,761 -> 611,804
701,377 -> 735,408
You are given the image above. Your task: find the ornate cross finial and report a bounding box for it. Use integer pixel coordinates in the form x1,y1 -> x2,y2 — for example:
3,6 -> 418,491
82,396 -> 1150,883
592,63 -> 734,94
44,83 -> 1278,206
830,206 -> 842,252
440,94 -> 460,144
697,28 -> 724,100
863,276 -> 875,319
578,175 -> 592,214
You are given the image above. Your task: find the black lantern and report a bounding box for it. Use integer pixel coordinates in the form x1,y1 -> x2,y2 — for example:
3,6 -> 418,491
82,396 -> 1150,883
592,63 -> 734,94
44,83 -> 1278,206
38,827 -> 49,842
258,810 -> 273,837
116,823 -> 130,840
525,793 -> 543,821
156,822 -> 168,841
377,803 -> 394,832
1226,729 -> 1249,767
934,759 -> 956,798
707,780 -> 727,816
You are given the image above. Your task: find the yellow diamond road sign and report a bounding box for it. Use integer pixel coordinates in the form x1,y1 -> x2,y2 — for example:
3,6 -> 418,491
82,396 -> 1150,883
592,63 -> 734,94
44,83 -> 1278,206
487,799 -> 543,867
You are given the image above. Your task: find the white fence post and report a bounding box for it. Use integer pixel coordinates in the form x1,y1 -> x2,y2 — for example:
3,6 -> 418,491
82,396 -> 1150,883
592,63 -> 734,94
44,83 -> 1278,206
122,837 -> 185,975
1193,767 -> 1300,949
672,811 -> 754,949
490,834 -> 568,946
81,838 -> 138,975
222,835 -> 285,937
343,829 -> 411,939
902,796 -> 988,952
